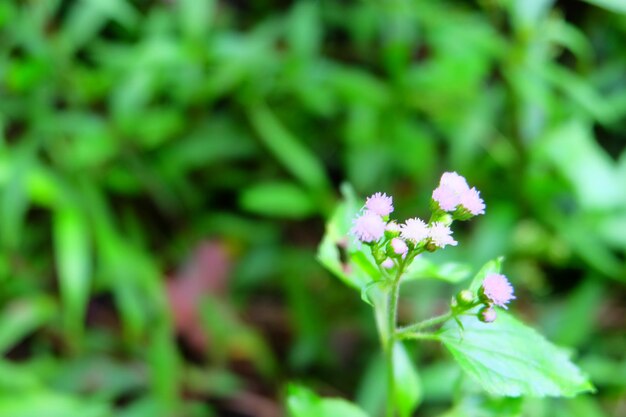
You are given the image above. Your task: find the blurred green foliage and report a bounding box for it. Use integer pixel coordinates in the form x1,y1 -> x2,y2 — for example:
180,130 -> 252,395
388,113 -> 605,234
0,0 -> 625,416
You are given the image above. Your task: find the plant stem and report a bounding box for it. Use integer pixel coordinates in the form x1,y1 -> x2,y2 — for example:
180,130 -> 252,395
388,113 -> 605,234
396,311 -> 453,337
396,332 -> 441,342
384,263 -> 405,417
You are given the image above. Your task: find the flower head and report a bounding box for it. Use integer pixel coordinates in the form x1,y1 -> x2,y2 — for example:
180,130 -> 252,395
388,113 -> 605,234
441,172 -> 470,194
481,273 -> 515,309
432,172 -> 484,215
351,211 -> 386,243
428,222 -> 457,248
459,187 -> 485,216
401,218 -> 429,243
391,238 -> 408,256
365,192 -> 394,217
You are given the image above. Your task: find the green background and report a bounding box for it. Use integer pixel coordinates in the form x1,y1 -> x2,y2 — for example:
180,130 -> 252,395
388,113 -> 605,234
0,0 -> 625,416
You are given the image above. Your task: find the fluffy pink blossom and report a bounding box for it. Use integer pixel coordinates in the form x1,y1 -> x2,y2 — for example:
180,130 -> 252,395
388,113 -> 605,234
432,185 -> 460,211
440,172 -> 470,193
391,238 -> 408,256
482,273 -> 515,309
459,187 -> 485,215
432,172 -> 470,210
365,192 -> 394,217
428,222 -> 457,248
432,171 -> 484,214
351,211 -> 385,243
400,218 -> 429,243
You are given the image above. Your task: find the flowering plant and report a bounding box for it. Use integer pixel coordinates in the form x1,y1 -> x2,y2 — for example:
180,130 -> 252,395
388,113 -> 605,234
288,173 -> 593,417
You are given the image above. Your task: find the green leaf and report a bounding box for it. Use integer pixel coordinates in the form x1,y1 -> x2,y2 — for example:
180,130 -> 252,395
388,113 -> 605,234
393,343 -> 422,417
247,102 -> 330,192
581,0 -> 626,14
0,391 -> 110,417
0,297 -> 55,354
239,181 -> 316,218
468,258 -> 503,293
53,205 -> 92,344
439,310 -> 594,397
317,184 -> 374,289
539,121 -> 625,210
286,384 -> 369,417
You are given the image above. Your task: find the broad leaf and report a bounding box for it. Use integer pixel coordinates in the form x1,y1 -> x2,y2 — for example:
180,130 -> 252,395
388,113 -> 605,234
286,384 -> 369,417
439,310 -> 594,397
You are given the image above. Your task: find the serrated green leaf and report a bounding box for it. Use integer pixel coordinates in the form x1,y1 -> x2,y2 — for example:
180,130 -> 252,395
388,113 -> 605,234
439,310 -> 594,397
286,384 -> 369,417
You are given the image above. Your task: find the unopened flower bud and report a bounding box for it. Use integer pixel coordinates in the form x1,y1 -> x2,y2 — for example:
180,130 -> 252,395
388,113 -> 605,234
381,258 -> 395,269
456,290 -> 475,307
478,306 -> 497,323
389,238 -> 408,257
385,221 -> 401,239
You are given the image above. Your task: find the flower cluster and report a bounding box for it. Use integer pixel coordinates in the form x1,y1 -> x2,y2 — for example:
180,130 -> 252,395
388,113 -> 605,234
432,172 -> 485,219
350,172 -> 484,271
349,172 -> 516,324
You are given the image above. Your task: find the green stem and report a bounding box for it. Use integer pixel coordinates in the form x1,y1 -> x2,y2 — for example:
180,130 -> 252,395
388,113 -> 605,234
396,311 -> 453,337
384,261 -> 406,417
396,332 -> 441,342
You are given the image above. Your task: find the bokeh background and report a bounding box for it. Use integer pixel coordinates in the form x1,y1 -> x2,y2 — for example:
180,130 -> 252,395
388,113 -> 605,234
1,0 -> 625,416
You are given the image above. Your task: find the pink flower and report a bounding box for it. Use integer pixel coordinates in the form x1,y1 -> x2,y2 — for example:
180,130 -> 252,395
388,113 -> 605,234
401,218 -> 429,243
459,187 -> 485,215
481,273 -> 515,309
432,185 -> 460,211
351,211 -> 385,243
432,172 -> 473,212
391,238 -> 408,256
428,222 -> 457,248
365,192 -> 394,217
440,172 -> 470,193
432,172 -> 486,217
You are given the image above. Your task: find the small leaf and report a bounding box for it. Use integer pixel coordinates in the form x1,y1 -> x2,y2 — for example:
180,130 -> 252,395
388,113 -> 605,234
317,184 -> 375,290
0,297 -> 55,354
439,309 -> 594,397
393,343 -> 422,417
247,102 -> 330,192
581,0 -> 626,14
286,384 -> 369,417
468,258 -> 503,293
239,181 -> 316,219
53,205 -> 92,345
